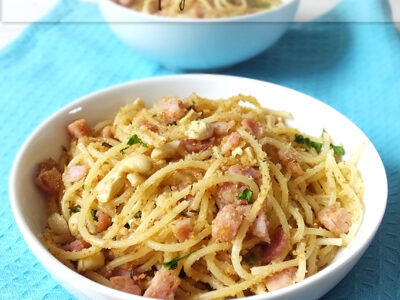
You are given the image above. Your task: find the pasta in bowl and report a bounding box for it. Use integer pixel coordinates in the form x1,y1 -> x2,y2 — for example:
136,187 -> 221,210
10,75 -> 387,300
112,0 -> 282,19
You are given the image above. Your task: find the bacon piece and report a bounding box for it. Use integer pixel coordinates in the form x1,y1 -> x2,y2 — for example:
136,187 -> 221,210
212,204 -> 247,242
221,132 -> 241,154
104,266 -> 130,279
66,165 -> 88,182
110,276 -> 141,295
277,149 -> 303,175
96,211 -> 112,233
171,218 -> 193,242
62,239 -> 90,252
215,182 -> 246,208
250,211 -> 270,243
137,118 -> 158,132
261,227 -> 288,264
35,159 -> 63,195
212,121 -> 235,137
157,97 -> 187,124
180,137 -> 214,153
241,118 -> 263,139
317,204 -> 352,236
67,119 -> 91,138
228,164 -> 260,181
101,125 -> 113,138
144,269 -> 181,300
266,267 -> 297,291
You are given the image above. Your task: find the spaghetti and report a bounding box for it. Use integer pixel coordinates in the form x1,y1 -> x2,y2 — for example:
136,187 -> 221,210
36,94 -> 363,299
113,0 -> 281,18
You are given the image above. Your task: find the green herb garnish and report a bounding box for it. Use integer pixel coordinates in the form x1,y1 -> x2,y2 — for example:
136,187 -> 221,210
162,253 -> 191,270
91,209 -> 98,221
71,206 -> 81,213
255,2 -> 271,9
245,253 -> 257,265
294,134 -> 323,154
331,144 -> 345,156
120,146 -> 129,154
127,134 -> 148,147
237,188 -> 253,203
296,133 -> 345,157
134,211 -> 142,219
168,121 -> 177,126
81,184 -> 85,191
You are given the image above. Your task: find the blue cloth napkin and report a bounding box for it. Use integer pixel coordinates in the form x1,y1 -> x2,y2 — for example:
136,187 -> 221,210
1,0 -> 399,299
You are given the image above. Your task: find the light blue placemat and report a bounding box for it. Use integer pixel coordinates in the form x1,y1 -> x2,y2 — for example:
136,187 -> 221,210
0,0 -> 399,299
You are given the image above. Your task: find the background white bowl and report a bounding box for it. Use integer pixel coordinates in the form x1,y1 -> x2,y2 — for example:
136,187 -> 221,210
99,0 -> 300,70
10,74 -> 387,300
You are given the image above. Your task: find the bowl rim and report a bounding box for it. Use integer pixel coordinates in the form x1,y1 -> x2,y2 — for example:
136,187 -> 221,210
9,74 -> 388,300
100,0 -> 299,23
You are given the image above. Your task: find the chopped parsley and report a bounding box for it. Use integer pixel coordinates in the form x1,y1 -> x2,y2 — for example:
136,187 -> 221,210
134,211 -> 142,219
331,144 -> 345,156
81,184 -> 85,191
237,188 -> 253,203
71,206 -> 81,213
294,134 -> 322,154
91,209 -> 98,221
168,121 -> 177,126
119,146 -> 129,154
245,253 -> 257,265
255,1 -> 271,9
162,253 -> 191,270
295,133 -> 345,157
127,134 -> 148,147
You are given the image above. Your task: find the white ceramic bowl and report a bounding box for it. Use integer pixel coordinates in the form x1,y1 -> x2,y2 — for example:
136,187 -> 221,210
99,0 -> 300,70
10,74 -> 387,300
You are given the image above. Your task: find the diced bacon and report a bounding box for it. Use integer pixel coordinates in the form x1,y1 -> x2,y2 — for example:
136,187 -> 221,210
35,159 -> 63,195
144,269 -> 181,300
212,121 -> 235,137
62,239 -> 90,252
228,164 -> 260,181
241,118 -> 263,139
180,137 -> 214,153
104,267 -> 130,279
96,211 -> 112,233
277,149 -> 303,175
212,204 -> 247,242
110,276 -> 141,295
171,218 -> 193,242
67,119 -> 91,139
250,211 -> 270,243
66,165 -> 88,182
215,182 -> 242,208
266,267 -> 297,291
261,227 -> 288,264
221,132 -> 241,153
157,97 -> 187,124
137,118 -> 158,132
101,125 -> 113,138
317,204 -> 352,236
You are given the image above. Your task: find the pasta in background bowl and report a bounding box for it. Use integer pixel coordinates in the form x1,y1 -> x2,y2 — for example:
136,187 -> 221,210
10,74 -> 387,300
99,0 -> 299,70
